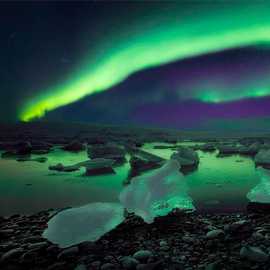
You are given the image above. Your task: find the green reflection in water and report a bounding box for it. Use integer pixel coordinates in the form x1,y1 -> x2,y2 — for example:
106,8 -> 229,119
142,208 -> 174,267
0,144 -> 262,215
0,148 -> 129,216
147,143 -> 260,212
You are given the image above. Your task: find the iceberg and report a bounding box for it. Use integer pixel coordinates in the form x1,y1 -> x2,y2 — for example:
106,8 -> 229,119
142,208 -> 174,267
247,168 -> 270,203
254,149 -> 270,168
170,146 -> 199,167
119,159 -> 195,223
43,202 -> 124,248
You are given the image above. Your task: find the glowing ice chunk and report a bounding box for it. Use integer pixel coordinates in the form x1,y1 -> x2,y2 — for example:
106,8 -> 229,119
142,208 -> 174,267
247,168 -> 270,203
119,159 -> 194,223
43,202 -> 124,248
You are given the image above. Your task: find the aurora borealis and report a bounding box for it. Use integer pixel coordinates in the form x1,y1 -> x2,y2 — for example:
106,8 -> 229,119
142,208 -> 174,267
2,1 -> 270,130
44,46 -> 270,130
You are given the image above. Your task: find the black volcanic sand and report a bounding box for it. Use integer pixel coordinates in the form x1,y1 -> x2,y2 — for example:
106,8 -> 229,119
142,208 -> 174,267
1,209 -> 270,270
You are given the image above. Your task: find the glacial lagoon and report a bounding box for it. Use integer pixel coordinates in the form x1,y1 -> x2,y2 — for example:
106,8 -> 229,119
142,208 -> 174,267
0,143 -> 261,216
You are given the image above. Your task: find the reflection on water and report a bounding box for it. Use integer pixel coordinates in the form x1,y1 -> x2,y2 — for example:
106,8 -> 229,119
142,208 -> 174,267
0,143 -> 262,216
147,143 -> 261,212
0,148 -> 129,216
188,152 -> 260,212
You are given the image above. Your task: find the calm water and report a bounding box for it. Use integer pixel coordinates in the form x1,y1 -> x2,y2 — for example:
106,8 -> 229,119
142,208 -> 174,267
0,143 -> 261,216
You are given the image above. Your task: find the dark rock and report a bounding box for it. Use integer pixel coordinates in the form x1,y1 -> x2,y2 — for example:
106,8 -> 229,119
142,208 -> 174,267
57,246 -> 79,259
252,231 -> 265,241
247,202 -> 270,213
239,142 -> 260,156
27,241 -> 48,250
100,263 -> 117,270
136,260 -> 163,270
171,146 -> 199,172
62,165 -> 80,172
199,143 -> 216,152
204,261 -> 221,270
133,250 -> 153,262
63,140 -> 85,152
240,246 -> 268,262
227,219 -> 250,231
48,262 -> 68,270
74,264 -> 87,270
49,163 -> 64,171
0,229 -> 14,238
1,151 -> 30,159
80,158 -> 115,176
49,163 -> 80,172
25,236 -> 45,243
120,256 -> 139,269
254,149 -> 270,168
217,144 -> 239,156
88,143 -> 126,165
20,250 -> 38,264
15,141 -> 32,155
34,157 -> 48,163
128,155 -> 163,178
46,245 -> 60,254
90,261 -> 101,269
0,248 -> 24,263
78,241 -> 101,253
206,229 -> 225,239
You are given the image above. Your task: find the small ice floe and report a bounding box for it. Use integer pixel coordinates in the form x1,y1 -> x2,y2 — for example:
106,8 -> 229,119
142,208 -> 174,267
119,159 -> 195,223
170,146 -> 199,167
239,142 -> 261,156
48,158 -> 115,175
254,149 -> 270,168
247,168 -> 270,203
217,144 -> 239,156
43,203 -> 124,248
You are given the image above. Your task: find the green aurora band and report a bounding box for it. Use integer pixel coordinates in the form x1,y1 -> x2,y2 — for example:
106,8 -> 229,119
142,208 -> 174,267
20,3 -> 270,121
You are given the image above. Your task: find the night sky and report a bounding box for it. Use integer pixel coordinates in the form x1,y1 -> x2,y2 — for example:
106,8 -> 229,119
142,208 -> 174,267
2,1 -> 270,131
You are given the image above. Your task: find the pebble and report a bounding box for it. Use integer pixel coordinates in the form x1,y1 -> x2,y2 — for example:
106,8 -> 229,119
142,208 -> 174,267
252,231 -> 265,241
240,246 -> 268,262
57,246 -> 79,259
25,236 -> 44,243
28,241 -> 48,250
47,262 -> 67,270
0,248 -> 24,263
120,256 -> 139,269
100,262 -> 116,270
206,229 -> 225,239
0,229 -> 14,236
159,240 -> 168,247
74,264 -> 87,270
136,260 -> 162,270
133,250 -> 153,262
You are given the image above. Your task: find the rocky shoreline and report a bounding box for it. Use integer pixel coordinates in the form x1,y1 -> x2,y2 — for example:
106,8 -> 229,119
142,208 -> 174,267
1,209 -> 270,270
